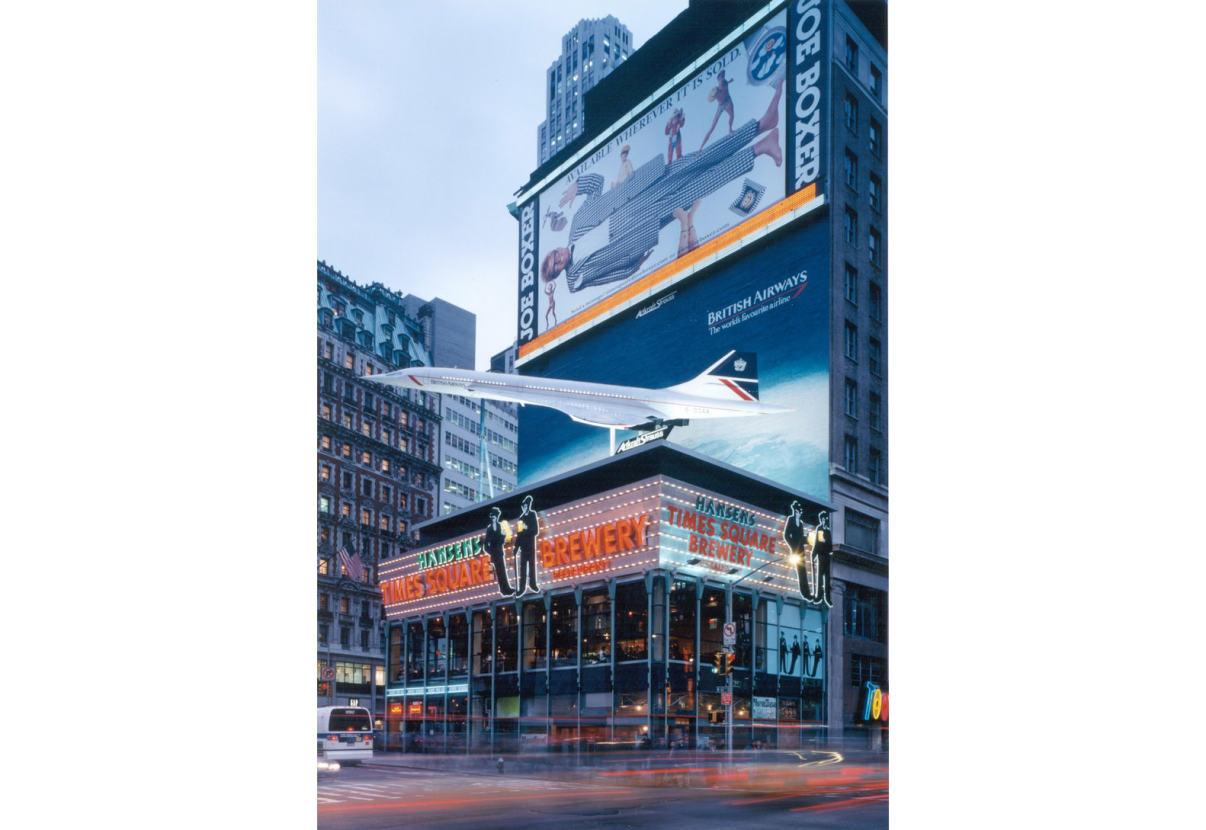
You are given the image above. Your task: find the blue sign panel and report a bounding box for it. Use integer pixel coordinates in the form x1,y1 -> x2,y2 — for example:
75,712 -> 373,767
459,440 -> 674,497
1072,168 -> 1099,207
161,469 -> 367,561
518,216 -> 830,497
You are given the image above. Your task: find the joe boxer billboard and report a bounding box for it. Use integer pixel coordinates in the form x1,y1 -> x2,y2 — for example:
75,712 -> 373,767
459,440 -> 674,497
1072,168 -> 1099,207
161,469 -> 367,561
516,0 -> 827,361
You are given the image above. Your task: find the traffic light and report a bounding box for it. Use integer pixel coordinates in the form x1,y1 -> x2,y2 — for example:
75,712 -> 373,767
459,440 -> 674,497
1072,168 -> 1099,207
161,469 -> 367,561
711,650 -> 735,675
708,710 -> 726,724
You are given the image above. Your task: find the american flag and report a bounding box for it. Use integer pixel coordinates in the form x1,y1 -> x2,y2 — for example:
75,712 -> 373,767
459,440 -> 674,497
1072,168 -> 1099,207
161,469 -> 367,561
337,547 -> 363,582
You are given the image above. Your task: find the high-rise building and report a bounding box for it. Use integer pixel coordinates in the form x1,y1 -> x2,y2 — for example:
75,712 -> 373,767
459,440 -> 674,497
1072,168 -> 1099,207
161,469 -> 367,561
387,297 -> 521,515
537,16 -> 633,167
512,0 -> 889,745
316,261 -> 444,727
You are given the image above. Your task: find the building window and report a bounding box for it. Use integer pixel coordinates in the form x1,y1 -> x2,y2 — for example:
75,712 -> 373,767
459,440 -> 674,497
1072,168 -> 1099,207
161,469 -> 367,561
844,322 -> 858,361
320,525 -> 330,542
318,624 -> 329,645
844,435 -> 857,473
869,338 -> 882,376
844,208 -> 858,246
869,283 -> 882,322
342,443 -> 352,458
844,149 -> 858,190
319,496 -> 331,514
360,630 -> 370,651
345,354 -> 354,371
342,471 -> 353,490
845,36 -> 858,71
845,94 -> 858,132
340,597 -> 349,614
869,119 -> 882,156
321,435 -> 332,451
382,428 -> 392,445
846,510 -> 879,554
869,227 -> 882,267
361,508 -> 371,526
869,64 -> 881,100
869,448 -> 882,485
318,557 -> 328,575
322,372 -> 333,393
850,654 -> 885,687
845,585 -> 886,642
379,516 -> 388,531
844,263 -> 858,305
845,378 -> 858,418
321,404 -> 332,420
319,593 -> 329,611
381,458 -> 390,473
342,412 -> 353,429
361,451 -> 371,466
361,421 -> 371,437
341,503 -> 351,518
361,478 -> 373,497
869,393 -> 882,431
869,174 -> 882,212
340,627 -> 351,649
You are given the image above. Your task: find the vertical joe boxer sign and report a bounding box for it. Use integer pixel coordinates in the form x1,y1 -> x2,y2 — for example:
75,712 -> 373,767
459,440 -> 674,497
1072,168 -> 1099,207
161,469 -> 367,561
517,201 -> 539,344
788,0 -> 826,198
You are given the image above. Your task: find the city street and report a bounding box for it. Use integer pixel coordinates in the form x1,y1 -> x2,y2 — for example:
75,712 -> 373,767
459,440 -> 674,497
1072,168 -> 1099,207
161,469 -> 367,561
317,752 -> 888,830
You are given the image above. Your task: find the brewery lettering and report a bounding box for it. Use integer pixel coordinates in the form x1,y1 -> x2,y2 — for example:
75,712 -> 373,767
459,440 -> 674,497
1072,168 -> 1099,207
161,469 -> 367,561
540,514 -> 650,569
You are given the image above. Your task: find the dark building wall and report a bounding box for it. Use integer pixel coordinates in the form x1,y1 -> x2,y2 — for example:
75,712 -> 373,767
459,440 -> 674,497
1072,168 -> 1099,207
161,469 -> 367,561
400,295 -> 477,370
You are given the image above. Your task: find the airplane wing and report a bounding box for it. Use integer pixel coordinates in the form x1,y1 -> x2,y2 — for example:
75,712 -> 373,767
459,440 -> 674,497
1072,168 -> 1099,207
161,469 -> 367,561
502,390 -> 660,429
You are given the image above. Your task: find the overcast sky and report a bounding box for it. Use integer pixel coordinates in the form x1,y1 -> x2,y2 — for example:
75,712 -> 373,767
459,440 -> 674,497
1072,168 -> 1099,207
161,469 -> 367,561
319,0 -> 689,369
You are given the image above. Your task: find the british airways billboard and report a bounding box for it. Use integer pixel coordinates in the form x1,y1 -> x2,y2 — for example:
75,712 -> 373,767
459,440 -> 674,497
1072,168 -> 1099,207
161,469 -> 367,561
518,216 -> 830,498
516,0 -> 827,363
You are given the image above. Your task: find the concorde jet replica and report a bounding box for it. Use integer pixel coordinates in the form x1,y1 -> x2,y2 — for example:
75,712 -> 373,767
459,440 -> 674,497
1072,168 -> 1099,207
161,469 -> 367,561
366,350 -> 791,432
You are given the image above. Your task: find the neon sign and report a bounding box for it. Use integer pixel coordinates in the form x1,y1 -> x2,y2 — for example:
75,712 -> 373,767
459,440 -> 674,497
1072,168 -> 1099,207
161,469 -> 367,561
862,682 -> 888,722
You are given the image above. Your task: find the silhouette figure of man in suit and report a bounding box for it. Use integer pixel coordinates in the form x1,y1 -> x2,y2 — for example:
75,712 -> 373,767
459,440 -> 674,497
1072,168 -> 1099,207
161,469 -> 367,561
514,495 -> 541,596
484,506 -> 514,597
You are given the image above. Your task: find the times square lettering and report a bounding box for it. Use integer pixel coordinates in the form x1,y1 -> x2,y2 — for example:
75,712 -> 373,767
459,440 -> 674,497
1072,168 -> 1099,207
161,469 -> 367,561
792,0 -> 824,190
665,502 -> 775,570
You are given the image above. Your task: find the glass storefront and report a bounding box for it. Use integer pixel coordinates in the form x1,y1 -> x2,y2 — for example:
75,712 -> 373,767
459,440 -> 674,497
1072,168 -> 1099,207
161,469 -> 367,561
383,575 -> 827,753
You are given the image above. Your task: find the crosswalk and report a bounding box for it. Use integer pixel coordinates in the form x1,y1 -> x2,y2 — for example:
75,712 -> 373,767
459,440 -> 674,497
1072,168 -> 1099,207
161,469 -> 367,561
317,768 -> 582,805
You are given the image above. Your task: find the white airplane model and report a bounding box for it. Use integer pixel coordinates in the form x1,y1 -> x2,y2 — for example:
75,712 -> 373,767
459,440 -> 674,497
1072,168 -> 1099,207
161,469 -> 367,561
366,350 -> 792,430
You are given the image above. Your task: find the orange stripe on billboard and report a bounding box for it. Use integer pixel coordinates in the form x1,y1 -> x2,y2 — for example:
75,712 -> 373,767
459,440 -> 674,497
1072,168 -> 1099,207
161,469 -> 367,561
519,183 -> 817,360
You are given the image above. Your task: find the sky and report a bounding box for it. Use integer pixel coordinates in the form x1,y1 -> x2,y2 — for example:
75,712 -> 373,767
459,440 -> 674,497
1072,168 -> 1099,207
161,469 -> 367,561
319,0 -> 689,370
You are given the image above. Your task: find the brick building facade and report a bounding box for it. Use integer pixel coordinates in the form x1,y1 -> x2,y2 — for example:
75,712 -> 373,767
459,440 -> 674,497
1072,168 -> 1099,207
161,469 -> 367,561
316,260 -> 444,728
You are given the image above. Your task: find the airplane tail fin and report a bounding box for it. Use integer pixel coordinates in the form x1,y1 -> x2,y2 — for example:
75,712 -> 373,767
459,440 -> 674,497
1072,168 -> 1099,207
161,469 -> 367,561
667,351 -> 760,402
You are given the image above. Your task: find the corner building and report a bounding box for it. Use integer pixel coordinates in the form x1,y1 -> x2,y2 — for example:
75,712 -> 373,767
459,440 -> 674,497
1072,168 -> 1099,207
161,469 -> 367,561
510,0 -> 888,745
380,443 -> 834,753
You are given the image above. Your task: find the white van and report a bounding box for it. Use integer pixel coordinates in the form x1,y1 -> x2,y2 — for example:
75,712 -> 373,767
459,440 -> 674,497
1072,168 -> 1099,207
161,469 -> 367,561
317,706 -> 374,765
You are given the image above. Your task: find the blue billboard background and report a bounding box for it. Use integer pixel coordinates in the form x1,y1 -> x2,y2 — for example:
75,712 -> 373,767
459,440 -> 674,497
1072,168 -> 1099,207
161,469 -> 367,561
518,216 -> 830,498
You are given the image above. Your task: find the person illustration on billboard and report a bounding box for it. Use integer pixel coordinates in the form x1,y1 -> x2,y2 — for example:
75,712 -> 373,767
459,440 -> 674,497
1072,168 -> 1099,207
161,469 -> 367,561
800,636 -> 811,676
541,78 -> 784,295
664,108 -> 685,165
779,632 -> 788,671
484,506 -> 515,597
514,495 -> 541,596
789,635 -> 801,675
697,69 -> 734,155
610,145 -> 634,189
809,639 -> 823,678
